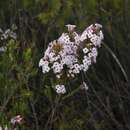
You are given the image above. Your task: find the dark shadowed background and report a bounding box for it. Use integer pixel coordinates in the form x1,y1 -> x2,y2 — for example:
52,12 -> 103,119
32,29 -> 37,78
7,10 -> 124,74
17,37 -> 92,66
0,0 -> 130,130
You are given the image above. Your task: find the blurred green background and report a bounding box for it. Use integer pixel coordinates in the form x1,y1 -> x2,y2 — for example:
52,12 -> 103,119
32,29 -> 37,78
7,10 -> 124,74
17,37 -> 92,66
0,0 -> 130,130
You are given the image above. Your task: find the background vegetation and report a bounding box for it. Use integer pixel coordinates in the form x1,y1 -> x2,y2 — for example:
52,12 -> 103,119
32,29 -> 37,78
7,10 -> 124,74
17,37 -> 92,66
0,0 -> 130,129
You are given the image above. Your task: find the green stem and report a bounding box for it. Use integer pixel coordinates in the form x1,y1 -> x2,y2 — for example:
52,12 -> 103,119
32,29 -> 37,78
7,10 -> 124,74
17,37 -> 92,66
62,87 -> 81,101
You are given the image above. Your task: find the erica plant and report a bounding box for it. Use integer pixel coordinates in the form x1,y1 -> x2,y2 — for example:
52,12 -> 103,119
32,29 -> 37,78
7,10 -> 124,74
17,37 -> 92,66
39,23 -> 104,94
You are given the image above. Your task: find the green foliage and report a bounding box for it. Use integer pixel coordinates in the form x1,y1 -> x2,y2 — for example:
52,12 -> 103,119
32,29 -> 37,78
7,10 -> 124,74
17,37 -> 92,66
0,0 -> 130,130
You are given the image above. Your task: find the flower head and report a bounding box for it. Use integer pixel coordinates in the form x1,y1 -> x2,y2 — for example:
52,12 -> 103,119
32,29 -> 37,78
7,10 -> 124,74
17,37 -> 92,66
11,115 -> 23,125
55,85 -> 66,94
39,23 -> 104,94
65,24 -> 76,32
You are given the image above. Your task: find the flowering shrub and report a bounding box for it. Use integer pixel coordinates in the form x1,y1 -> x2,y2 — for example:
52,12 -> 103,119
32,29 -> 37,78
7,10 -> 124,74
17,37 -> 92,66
0,25 -> 17,52
39,23 -> 104,94
11,115 -> 23,125
0,115 -> 23,130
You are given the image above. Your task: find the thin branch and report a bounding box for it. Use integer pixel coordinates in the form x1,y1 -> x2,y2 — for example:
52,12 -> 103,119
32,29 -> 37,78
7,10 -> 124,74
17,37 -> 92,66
103,43 -> 129,82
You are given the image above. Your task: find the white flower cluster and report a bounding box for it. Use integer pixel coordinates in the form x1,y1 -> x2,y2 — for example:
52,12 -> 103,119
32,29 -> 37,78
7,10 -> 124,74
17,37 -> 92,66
55,84 -> 66,94
0,115 -> 22,130
10,115 -> 23,125
0,26 -> 17,52
0,28 -> 17,41
39,24 -> 104,94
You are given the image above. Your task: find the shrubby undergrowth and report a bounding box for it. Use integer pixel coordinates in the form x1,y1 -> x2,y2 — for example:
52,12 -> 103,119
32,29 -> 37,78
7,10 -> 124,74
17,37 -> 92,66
0,0 -> 130,130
